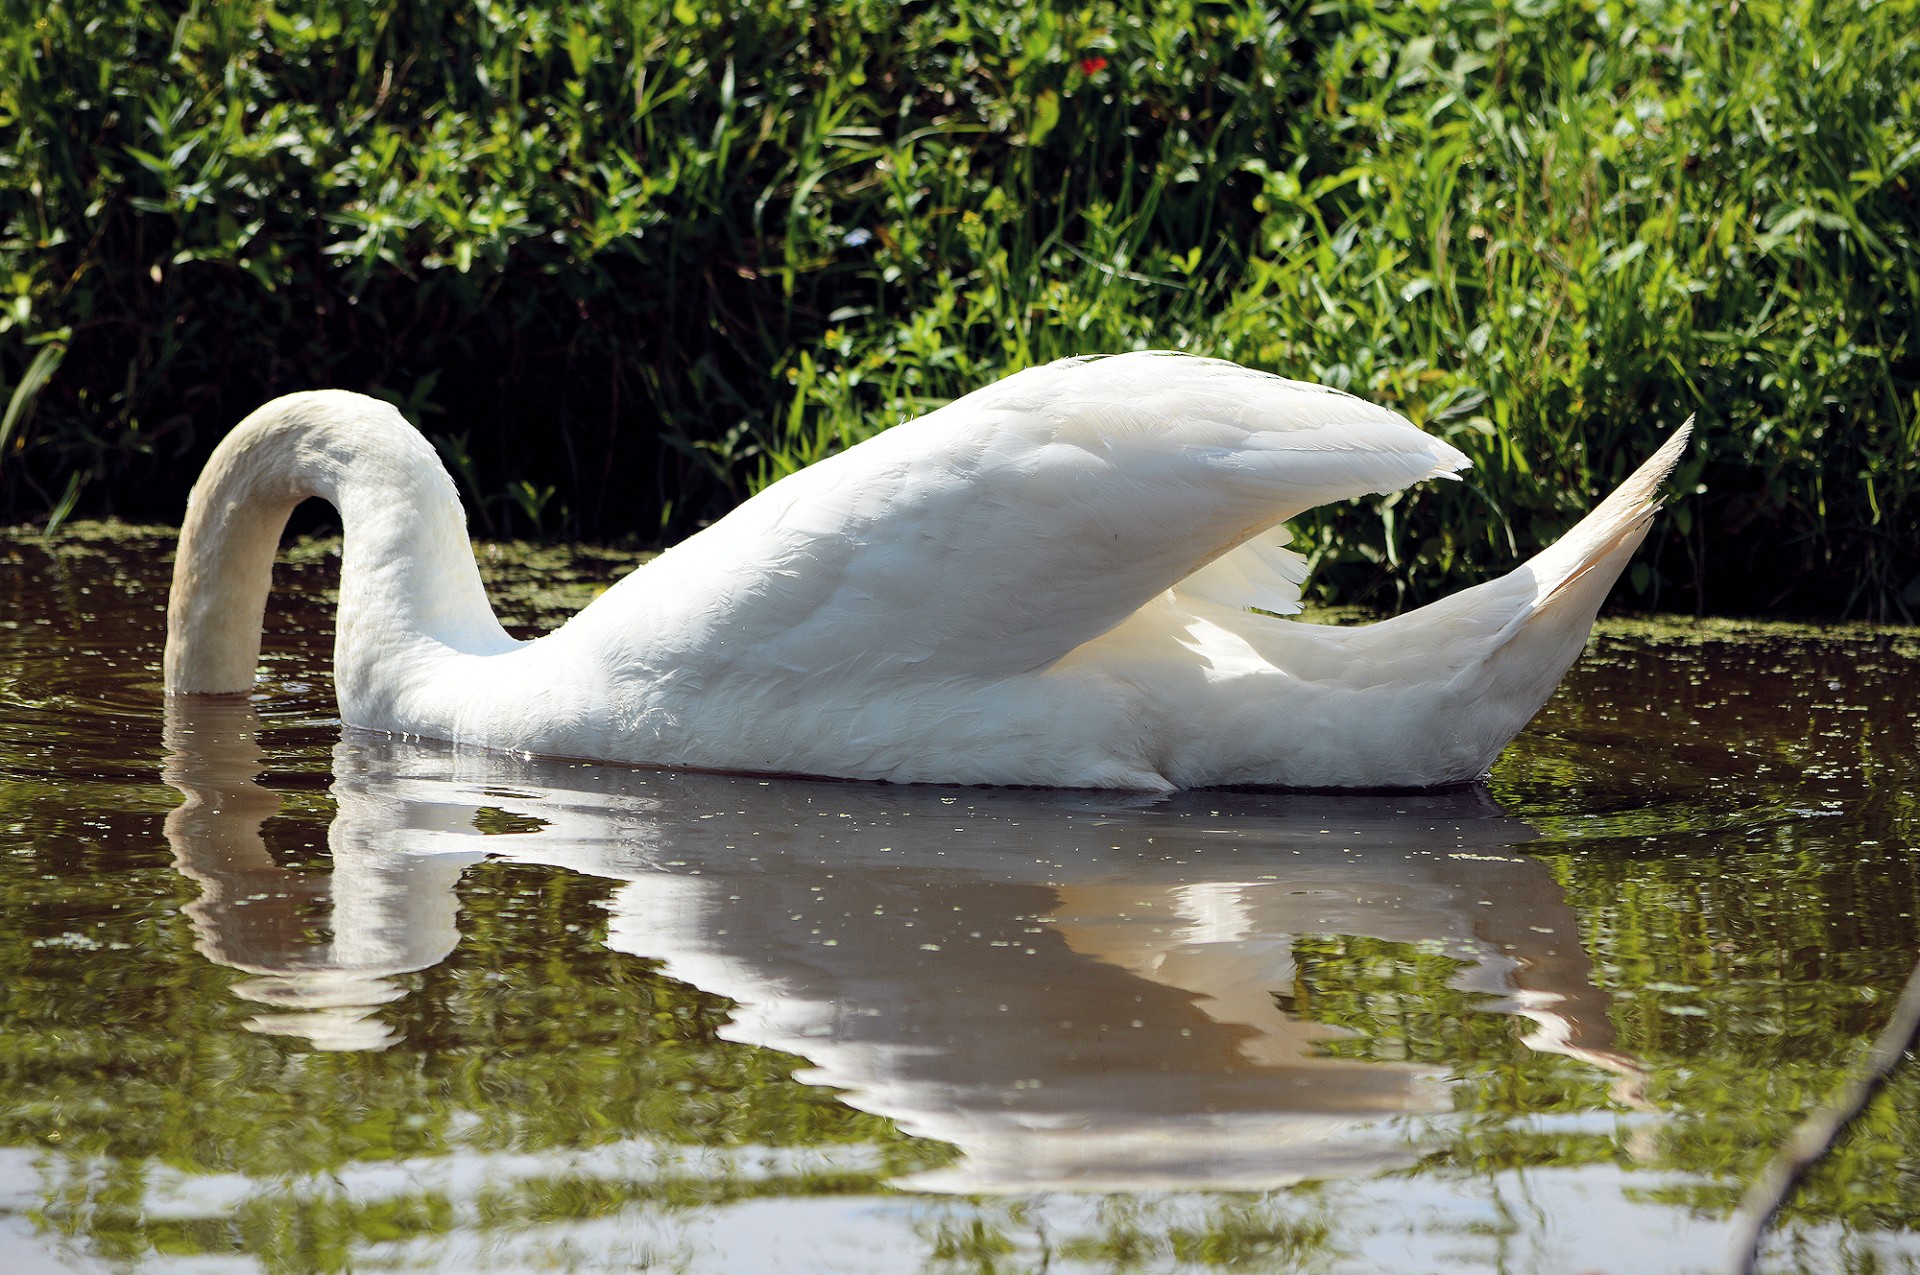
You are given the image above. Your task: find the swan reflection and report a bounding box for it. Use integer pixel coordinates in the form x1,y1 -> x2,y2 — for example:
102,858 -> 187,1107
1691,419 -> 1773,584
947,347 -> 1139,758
162,700 -> 486,1050
161,700 -> 1639,1189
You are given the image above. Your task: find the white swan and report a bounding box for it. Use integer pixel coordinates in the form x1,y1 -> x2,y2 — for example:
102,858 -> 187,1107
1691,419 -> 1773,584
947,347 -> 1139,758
165,352 -> 1687,790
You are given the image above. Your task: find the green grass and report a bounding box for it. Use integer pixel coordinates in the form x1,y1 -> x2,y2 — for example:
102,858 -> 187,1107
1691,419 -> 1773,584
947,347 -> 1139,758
1,0 -> 1915,614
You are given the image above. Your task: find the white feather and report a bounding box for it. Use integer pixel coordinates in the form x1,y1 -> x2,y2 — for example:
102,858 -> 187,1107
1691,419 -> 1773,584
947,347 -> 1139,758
165,353 -> 1687,791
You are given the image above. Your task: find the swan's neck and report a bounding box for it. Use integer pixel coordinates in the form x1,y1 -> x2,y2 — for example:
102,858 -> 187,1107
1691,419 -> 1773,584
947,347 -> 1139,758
165,390 -> 511,699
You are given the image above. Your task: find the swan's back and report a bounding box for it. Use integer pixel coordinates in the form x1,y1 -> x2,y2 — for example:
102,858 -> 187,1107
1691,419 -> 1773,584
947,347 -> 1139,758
586,353 -> 1469,683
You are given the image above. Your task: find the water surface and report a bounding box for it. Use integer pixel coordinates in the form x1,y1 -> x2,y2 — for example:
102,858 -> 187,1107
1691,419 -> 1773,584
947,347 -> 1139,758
2,525 -> 1917,1273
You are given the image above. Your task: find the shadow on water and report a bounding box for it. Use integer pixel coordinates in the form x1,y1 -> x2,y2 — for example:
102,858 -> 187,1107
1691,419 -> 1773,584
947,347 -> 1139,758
162,697 -> 1642,1193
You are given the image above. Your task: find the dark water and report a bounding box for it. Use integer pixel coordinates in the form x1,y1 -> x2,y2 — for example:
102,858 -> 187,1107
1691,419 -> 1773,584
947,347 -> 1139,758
2,525 -> 1917,1274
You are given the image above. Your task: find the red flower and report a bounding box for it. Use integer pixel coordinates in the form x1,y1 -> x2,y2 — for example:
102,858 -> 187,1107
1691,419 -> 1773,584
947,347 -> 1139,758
1078,55 -> 1108,75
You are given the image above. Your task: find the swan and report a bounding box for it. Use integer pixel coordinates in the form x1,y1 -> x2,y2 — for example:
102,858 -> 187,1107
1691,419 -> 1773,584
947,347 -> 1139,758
164,352 -> 1688,790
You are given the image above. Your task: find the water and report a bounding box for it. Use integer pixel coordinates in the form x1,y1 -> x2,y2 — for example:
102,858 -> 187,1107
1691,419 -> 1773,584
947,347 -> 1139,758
2,524 -> 1917,1274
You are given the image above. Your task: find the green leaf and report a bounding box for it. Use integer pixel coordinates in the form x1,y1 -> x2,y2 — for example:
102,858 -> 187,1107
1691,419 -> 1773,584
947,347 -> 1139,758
0,341 -> 64,459
1028,90 -> 1060,148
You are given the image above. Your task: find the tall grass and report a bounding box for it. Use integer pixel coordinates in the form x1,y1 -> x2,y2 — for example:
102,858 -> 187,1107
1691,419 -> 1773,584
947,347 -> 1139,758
1,0 -> 1914,614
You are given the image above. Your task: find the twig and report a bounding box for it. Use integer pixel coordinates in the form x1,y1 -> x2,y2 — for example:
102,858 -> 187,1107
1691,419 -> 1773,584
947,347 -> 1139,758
1727,951 -> 1920,1275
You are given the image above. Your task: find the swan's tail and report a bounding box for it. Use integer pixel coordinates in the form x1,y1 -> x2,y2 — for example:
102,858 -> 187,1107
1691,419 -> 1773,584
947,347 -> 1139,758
1509,421 -> 1693,619
1434,421 -> 1692,768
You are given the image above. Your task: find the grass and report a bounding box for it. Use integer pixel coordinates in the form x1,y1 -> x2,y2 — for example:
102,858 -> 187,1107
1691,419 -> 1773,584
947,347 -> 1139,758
0,0 -> 1915,614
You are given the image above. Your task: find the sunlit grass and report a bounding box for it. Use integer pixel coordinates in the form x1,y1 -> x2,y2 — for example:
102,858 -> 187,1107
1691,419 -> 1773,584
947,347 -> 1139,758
0,0 -> 1914,615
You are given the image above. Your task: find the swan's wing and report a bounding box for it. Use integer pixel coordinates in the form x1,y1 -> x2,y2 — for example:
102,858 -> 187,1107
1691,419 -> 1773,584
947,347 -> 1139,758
619,352 -> 1467,679
1168,525 -> 1312,616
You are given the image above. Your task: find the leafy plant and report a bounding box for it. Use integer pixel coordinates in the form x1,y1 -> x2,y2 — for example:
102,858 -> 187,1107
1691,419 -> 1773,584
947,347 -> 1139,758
0,0 -> 1914,613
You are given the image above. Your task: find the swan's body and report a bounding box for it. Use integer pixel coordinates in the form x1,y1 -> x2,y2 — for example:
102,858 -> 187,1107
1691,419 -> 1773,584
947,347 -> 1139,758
166,353 -> 1686,790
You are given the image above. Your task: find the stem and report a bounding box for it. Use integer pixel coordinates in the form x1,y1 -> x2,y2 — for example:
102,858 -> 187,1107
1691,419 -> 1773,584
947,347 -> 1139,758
1727,952 -> 1920,1275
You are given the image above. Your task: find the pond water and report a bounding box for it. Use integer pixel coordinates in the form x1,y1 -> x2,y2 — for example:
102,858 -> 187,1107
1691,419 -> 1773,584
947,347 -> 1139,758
2,524 -> 1917,1274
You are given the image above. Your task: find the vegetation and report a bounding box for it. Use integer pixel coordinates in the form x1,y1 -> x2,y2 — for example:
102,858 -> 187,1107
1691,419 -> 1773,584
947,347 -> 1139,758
1,0 -> 1916,612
